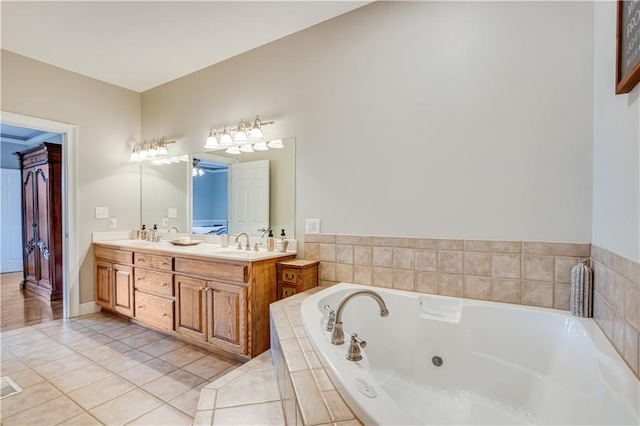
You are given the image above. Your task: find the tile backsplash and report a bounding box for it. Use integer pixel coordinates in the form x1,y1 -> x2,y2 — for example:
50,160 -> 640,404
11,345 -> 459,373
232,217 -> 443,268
303,234 -> 640,380
591,245 -> 639,378
304,234 -> 590,310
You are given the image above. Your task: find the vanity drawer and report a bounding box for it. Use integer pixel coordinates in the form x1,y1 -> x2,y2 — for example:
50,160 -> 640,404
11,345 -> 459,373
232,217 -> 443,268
134,253 -> 173,271
174,258 -> 247,283
135,291 -> 174,331
280,268 -> 299,284
135,268 -> 174,296
95,246 -> 133,264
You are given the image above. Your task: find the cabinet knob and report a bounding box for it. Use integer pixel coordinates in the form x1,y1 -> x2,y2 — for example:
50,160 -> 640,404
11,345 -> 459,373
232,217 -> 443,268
161,262 -> 170,266
137,258 -> 145,262
163,282 -> 169,287
137,277 -> 144,281
137,305 -> 144,309
285,273 -> 295,280
162,313 -> 168,317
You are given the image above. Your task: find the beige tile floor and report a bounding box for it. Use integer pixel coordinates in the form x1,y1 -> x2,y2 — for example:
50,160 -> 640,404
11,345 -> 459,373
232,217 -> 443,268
193,351 -> 285,426
0,312 -> 244,425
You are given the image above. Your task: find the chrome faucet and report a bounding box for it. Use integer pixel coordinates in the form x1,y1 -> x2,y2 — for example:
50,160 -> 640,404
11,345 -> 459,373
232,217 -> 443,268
234,233 -> 251,251
167,226 -> 180,233
331,289 -> 389,345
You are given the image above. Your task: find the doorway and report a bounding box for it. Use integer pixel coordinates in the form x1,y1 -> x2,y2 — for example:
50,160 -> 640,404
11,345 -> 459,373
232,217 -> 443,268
1,111 -> 80,322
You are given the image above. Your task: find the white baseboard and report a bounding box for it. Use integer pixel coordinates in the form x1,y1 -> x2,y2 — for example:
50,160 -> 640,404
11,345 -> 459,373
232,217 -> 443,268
79,302 -> 101,316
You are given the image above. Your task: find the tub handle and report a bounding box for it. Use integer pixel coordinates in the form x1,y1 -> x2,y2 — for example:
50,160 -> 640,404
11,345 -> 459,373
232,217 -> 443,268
346,333 -> 366,361
324,305 -> 335,331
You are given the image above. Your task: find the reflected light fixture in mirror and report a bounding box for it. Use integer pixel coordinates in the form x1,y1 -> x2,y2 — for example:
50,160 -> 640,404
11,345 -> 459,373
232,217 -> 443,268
204,116 -> 282,155
130,137 -> 175,162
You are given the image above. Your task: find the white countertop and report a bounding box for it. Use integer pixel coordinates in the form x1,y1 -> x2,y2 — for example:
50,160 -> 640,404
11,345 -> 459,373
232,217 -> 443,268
94,239 -> 297,262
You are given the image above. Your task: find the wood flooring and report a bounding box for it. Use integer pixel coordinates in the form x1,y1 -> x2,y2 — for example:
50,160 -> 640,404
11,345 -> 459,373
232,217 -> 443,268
1,272 -> 62,332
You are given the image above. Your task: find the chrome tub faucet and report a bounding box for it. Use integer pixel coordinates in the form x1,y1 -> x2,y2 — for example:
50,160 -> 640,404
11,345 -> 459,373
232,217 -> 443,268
330,289 -> 389,345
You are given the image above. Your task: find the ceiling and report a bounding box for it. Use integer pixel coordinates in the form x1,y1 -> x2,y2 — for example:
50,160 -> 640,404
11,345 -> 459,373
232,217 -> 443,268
1,1 -> 370,93
0,124 -> 62,146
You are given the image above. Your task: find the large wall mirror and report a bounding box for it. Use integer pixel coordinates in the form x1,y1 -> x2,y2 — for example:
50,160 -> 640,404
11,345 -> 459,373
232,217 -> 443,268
141,137 -> 295,238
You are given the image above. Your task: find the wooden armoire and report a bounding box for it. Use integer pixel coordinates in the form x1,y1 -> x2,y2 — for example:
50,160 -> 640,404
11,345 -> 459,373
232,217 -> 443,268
15,143 -> 63,300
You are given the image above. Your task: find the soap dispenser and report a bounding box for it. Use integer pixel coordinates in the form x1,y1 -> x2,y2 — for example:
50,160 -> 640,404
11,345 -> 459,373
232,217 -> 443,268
267,230 -> 275,252
151,224 -> 158,242
276,229 -> 288,253
140,225 -> 147,241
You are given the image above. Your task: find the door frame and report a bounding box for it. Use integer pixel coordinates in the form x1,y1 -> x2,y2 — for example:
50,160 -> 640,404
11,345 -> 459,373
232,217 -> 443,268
1,111 -> 80,318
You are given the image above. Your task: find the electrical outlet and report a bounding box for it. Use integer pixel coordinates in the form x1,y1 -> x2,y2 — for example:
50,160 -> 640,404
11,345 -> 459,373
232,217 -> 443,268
95,207 -> 109,219
306,219 -> 321,234
162,217 -> 169,227
109,217 -> 117,229
168,208 -> 178,218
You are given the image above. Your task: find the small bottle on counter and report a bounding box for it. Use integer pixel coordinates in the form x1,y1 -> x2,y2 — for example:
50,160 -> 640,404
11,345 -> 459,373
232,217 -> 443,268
140,225 -> 147,241
151,224 -> 158,242
267,230 -> 275,251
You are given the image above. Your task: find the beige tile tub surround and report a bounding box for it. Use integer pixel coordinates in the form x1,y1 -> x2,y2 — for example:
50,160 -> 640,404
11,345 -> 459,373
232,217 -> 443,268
591,245 -> 640,379
305,234 -> 590,310
268,288 -> 362,426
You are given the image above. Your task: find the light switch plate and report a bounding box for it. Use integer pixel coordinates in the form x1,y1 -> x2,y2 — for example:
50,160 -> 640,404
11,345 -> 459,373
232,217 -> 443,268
95,207 -> 109,219
306,219 -> 321,234
109,217 -> 117,229
162,217 -> 169,227
168,208 -> 178,218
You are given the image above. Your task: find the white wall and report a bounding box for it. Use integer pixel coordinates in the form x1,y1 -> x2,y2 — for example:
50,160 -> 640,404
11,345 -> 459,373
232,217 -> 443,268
592,1 -> 640,261
142,1 -> 594,244
1,50 -> 141,303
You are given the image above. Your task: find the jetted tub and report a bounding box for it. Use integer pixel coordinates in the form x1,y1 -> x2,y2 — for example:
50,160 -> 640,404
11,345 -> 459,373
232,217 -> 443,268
301,283 -> 639,425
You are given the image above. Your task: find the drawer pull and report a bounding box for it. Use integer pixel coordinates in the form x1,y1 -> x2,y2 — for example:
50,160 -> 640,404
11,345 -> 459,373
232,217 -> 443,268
137,277 -> 144,281
138,305 -> 144,309
162,262 -> 170,266
137,258 -> 145,262
163,282 -> 169,287
285,272 -> 295,280
162,313 -> 168,317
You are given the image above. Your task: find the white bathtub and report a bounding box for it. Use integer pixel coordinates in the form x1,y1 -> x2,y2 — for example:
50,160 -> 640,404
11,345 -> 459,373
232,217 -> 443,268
301,283 -> 639,425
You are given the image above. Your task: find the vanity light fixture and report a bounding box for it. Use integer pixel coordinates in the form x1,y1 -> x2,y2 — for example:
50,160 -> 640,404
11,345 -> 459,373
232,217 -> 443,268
130,136 -> 175,162
204,115 -> 281,155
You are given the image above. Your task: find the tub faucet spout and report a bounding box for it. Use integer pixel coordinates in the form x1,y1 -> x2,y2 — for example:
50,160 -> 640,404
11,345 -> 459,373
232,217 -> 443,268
331,289 -> 389,345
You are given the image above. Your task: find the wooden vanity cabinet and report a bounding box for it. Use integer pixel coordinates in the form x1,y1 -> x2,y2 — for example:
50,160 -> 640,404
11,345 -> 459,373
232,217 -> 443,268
175,275 -> 207,341
94,247 -> 134,316
206,280 -> 247,354
94,242 -> 294,360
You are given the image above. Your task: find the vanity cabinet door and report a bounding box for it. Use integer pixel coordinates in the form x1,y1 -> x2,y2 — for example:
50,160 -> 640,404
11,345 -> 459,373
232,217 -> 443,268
206,281 -> 247,355
175,275 -> 207,341
113,264 -> 134,317
95,260 -> 114,310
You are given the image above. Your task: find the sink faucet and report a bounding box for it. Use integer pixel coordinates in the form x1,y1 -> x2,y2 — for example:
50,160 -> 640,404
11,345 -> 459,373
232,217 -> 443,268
331,289 -> 389,345
167,226 -> 180,233
234,233 -> 251,251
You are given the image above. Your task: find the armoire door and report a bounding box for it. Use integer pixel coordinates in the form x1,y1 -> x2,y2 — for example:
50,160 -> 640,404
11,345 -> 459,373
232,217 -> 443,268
21,168 -> 38,285
35,166 -> 52,291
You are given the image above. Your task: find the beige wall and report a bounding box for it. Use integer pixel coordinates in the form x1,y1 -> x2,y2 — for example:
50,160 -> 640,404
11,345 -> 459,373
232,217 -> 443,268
142,1 -> 594,247
1,50 -> 141,304
592,1 -> 640,262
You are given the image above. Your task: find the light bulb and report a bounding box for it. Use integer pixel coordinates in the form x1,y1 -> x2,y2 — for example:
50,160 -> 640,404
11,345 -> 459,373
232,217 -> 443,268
239,144 -> 254,153
234,119 -> 248,143
204,130 -> 218,149
253,141 -> 268,151
148,141 -> 158,157
225,146 -> 241,155
249,127 -> 263,142
267,139 -> 284,149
